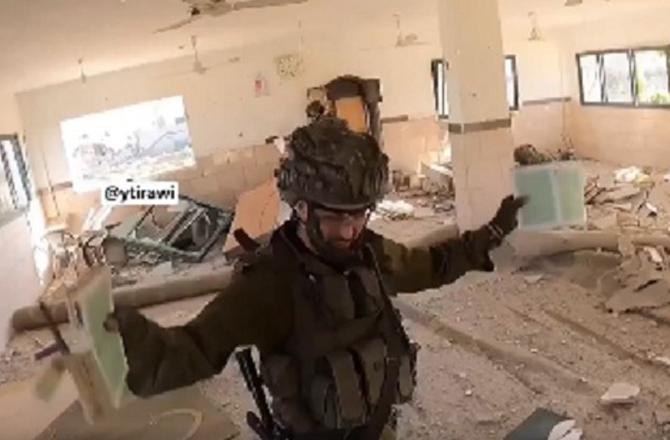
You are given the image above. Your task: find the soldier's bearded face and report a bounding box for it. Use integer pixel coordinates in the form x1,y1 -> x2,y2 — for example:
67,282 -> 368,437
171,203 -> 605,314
312,207 -> 369,250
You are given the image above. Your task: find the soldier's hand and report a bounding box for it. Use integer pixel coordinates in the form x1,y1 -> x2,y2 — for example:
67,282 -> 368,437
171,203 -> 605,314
103,306 -> 151,361
489,195 -> 528,237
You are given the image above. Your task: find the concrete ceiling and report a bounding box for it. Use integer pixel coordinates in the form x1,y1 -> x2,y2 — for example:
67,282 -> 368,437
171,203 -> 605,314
0,0 -> 667,95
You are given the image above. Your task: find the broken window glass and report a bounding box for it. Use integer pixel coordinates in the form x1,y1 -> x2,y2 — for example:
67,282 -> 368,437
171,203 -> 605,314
602,52 -> 633,104
634,49 -> 670,105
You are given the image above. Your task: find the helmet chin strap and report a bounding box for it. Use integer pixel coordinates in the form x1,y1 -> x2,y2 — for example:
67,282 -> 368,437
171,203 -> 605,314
303,204 -> 365,267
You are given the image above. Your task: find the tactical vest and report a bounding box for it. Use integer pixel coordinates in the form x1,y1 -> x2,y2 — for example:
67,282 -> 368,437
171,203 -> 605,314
259,232 -> 418,434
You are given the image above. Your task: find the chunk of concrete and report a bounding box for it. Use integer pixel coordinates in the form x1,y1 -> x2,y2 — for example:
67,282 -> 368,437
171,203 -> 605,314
605,279 -> 670,313
655,408 -> 670,426
600,382 -> 640,406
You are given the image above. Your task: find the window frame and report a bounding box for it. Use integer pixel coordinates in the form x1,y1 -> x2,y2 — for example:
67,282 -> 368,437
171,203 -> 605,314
576,45 -> 670,109
431,55 -> 520,119
0,134 -> 32,212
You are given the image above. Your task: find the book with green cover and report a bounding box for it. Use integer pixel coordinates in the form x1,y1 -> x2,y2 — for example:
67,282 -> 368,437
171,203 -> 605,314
514,162 -> 586,231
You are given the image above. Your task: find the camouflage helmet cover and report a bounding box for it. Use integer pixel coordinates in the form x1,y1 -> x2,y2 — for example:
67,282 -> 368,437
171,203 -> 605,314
276,117 -> 389,210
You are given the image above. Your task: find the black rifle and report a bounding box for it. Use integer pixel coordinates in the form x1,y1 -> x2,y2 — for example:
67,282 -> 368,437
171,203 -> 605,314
235,348 -> 286,440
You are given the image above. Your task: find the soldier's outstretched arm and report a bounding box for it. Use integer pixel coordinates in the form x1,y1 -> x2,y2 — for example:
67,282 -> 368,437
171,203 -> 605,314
106,266 -> 292,398
371,195 -> 526,294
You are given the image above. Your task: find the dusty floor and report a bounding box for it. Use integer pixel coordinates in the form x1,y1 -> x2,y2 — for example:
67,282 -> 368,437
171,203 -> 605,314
2,215 -> 670,439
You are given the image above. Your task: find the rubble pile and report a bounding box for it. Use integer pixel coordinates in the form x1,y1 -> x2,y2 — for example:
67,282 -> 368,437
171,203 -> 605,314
389,164 -> 455,219
600,238 -> 670,314
514,144 -> 576,166
583,162 -> 670,233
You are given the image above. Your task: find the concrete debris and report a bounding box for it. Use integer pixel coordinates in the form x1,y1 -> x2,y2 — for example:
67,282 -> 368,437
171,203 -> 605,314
606,278 -> 670,313
654,356 -> 670,368
584,160 -> 670,233
148,261 -> 174,278
513,144 -> 576,166
376,199 -> 415,220
600,382 -> 640,406
614,166 -> 648,184
421,162 -> 454,195
599,185 -> 642,203
655,408 -> 670,426
591,213 -> 618,231
523,274 -> 544,285
644,246 -> 665,265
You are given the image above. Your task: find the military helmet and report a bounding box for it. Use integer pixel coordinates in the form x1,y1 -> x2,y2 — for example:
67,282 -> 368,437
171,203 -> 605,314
276,117 -> 389,210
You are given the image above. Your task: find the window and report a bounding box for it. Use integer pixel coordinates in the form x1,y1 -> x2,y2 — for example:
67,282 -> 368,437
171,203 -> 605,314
432,55 -> 519,118
505,56 -> 520,110
577,46 -> 670,107
60,96 -> 196,193
578,54 -> 603,103
635,49 -> 670,105
431,59 -> 449,118
0,135 -> 32,216
602,52 -> 633,103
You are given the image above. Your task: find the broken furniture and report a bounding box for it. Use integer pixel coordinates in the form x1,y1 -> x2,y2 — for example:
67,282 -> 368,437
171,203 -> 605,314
222,178 -> 291,254
104,195 -> 234,265
307,75 -> 383,142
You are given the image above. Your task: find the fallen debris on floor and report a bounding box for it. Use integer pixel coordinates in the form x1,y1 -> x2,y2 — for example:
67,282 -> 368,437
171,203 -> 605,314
104,195 -> 234,265
583,160 -> 670,233
513,144 -> 576,166
600,382 -> 640,406
375,199 -> 415,220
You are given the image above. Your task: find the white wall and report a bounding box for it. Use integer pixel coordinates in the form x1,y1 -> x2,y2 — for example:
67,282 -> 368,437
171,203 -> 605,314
0,94 -> 22,134
506,38 -> 567,102
17,35 -> 445,190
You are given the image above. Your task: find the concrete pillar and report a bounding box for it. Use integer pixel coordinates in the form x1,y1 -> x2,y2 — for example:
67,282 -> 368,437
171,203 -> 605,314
438,0 -> 515,231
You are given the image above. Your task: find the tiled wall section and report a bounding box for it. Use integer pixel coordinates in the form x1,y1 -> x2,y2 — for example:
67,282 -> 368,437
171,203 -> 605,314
566,103 -> 670,169
38,143 -> 281,231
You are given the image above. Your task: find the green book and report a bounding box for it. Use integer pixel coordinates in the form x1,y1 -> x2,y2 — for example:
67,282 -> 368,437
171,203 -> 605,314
65,267 -> 133,424
514,162 -> 586,230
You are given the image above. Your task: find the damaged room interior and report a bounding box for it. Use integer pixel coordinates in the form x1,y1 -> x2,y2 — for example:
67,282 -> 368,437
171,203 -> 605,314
1,0 -> 670,439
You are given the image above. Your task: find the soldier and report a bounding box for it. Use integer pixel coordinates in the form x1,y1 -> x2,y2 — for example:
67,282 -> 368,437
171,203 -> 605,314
106,117 -> 525,440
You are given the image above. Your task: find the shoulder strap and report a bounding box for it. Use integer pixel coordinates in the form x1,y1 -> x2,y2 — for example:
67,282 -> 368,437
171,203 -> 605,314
359,244 -> 408,440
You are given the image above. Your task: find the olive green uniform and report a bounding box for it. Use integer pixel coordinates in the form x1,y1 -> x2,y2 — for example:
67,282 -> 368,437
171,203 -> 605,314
117,220 -> 495,411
